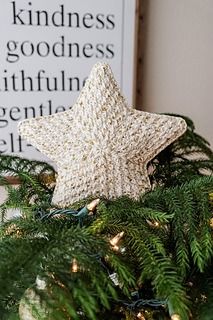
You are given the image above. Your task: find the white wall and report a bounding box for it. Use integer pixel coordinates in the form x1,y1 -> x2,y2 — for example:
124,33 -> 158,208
142,0 -> 213,146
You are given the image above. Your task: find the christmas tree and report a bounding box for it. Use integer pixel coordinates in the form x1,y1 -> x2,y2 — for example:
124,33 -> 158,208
0,63 -> 213,320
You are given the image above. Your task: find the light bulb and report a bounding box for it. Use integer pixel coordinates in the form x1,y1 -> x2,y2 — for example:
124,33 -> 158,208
5,224 -> 21,236
171,314 -> 180,320
137,312 -> 145,319
71,258 -> 78,273
112,245 -> 119,251
86,199 -> 100,211
36,276 -> 46,290
110,231 -> 124,247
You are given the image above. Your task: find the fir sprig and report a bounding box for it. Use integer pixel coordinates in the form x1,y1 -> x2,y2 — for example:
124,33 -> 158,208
149,114 -> 213,187
0,114 -> 213,319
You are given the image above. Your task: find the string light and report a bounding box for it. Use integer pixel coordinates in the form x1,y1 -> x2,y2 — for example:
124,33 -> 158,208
171,314 -> 180,320
71,258 -> 78,273
109,273 -> 120,286
209,193 -> 213,202
35,276 -> 46,290
137,312 -> 145,319
146,220 -> 160,228
40,198 -> 100,221
86,198 -> 100,212
110,231 -> 124,249
200,294 -> 207,302
112,244 -> 120,251
5,224 -> 21,237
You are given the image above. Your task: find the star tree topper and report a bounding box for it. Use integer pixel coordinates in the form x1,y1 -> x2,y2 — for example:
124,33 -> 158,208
18,63 -> 187,207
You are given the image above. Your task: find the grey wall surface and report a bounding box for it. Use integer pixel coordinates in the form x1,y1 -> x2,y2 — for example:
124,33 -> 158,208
141,0 -> 213,146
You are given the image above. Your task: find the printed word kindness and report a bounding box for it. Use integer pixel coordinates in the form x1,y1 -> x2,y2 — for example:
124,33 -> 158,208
11,2 -> 115,29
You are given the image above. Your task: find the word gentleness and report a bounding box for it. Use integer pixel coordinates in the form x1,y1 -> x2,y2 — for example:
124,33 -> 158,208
0,99 -> 68,129
0,99 -> 69,153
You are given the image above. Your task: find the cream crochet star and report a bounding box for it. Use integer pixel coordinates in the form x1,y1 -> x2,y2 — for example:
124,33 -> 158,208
18,62 -> 187,207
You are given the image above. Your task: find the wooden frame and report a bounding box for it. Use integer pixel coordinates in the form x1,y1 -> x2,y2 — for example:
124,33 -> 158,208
135,0 -> 147,109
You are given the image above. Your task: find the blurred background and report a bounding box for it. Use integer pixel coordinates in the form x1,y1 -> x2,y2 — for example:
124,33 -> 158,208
137,0 -> 213,147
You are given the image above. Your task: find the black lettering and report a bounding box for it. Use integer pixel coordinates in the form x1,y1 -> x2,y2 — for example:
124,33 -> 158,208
36,10 -> 49,26
28,2 -> 33,25
24,106 -> 36,119
21,70 -> 33,91
61,70 -> 65,91
56,106 -> 66,113
36,70 -> 45,91
83,13 -> 94,28
47,100 -> 52,115
0,139 -> 7,153
106,44 -> 114,59
9,106 -> 21,121
0,107 -> 8,128
21,41 -> 34,57
96,43 -> 104,59
82,77 -> 88,87
11,1 -> 25,25
68,43 -> 80,58
3,70 -> 8,91
18,135 -> 24,152
83,43 -> 93,58
39,103 -> 46,116
69,77 -> 80,91
37,41 -> 50,57
52,4 -> 64,27
53,36 -> 65,57
68,12 -> 80,28
46,77 -> 57,91
106,14 -> 115,30
11,74 -> 18,91
6,40 -> 19,63
96,14 -> 105,29
10,133 -> 14,152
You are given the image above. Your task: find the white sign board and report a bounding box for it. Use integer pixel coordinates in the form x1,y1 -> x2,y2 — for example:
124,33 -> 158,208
0,0 -> 136,160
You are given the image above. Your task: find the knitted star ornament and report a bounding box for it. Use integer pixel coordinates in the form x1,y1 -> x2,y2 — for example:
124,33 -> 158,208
18,62 -> 187,207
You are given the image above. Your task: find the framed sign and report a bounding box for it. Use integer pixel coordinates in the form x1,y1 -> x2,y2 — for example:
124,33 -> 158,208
0,0 -> 137,161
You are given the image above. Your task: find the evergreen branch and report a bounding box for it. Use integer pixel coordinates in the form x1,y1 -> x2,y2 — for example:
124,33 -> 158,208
0,154 -> 55,177
149,114 -> 213,187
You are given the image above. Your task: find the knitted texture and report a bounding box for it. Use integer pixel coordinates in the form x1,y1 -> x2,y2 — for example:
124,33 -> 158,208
18,62 -> 187,207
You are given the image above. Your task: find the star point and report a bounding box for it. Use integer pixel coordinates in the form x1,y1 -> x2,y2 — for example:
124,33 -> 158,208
18,62 -> 187,207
